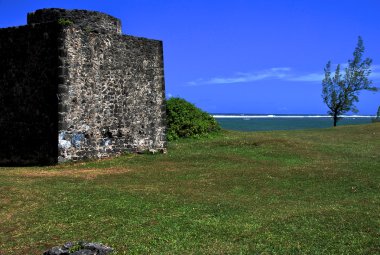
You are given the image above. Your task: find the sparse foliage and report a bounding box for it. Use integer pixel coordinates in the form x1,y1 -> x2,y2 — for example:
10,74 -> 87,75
322,36 -> 377,126
57,18 -> 73,26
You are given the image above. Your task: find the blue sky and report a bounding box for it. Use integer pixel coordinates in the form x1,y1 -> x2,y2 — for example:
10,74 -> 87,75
1,0 -> 379,114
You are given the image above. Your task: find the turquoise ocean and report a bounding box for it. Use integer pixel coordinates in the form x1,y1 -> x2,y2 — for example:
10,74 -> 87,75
214,114 -> 375,132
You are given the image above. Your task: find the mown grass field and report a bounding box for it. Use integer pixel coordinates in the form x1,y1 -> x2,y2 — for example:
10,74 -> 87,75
0,124 -> 379,254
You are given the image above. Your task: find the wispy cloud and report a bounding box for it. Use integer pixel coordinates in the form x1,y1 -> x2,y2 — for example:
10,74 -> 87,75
187,64 -> 380,86
187,67 -> 292,86
370,72 -> 380,79
287,73 -> 324,82
370,65 -> 380,79
337,63 -> 380,80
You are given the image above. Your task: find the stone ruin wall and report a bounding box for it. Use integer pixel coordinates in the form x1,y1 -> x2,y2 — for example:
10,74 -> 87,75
27,8 -> 122,35
0,23 -> 60,165
58,27 -> 166,161
0,8 -> 166,165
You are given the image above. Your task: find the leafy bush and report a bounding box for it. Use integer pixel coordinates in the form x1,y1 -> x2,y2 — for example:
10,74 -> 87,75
57,18 -> 74,26
166,97 -> 220,140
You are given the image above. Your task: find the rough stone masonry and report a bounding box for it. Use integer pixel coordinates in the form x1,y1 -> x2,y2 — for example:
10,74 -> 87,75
0,8 -> 166,165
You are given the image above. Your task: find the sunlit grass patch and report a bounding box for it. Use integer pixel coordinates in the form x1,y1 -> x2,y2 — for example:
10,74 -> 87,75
0,123 -> 379,254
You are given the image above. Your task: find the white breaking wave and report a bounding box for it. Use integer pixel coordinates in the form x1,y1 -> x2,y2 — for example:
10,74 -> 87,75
212,115 -> 376,119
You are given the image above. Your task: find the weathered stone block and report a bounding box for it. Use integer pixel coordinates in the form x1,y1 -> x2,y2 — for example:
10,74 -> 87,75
0,8 -> 166,165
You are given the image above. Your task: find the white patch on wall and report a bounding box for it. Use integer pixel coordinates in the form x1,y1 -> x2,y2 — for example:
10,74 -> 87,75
58,132 -> 72,149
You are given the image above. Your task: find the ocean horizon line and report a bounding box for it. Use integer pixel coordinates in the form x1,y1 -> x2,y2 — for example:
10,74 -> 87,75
212,114 -> 376,118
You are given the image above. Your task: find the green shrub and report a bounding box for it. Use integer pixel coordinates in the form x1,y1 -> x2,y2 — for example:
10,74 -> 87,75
166,97 -> 220,141
57,18 -> 74,26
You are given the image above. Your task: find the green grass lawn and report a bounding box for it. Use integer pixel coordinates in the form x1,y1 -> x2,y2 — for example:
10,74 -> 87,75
0,124 -> 379,254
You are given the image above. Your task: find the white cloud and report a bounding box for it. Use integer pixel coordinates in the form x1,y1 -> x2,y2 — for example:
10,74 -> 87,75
370,65 -> 380,79
187,64 -> 380,86
370,72 -> 380,79
287,73 -> 324,82
187,67 -> 292,86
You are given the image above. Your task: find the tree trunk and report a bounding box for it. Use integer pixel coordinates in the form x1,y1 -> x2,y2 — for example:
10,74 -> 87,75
333,114 -> 338,127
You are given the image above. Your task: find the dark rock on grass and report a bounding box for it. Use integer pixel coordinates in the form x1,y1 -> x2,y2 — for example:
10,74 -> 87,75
71,249 -> 93,255
43,241 -> 113,255
83,243 -> 113,254
43,246 -> 69,255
